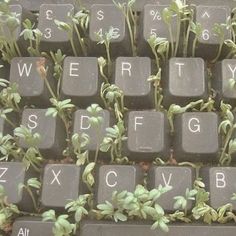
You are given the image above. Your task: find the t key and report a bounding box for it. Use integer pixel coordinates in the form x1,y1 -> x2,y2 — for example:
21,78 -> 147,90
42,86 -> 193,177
38,4 -> 74,53
89,4 -> 129,57
0,162 -> 37,211
41,164 -> 83,208
9,57 -> 54,107
194,6 -> 231,60
19,109 -> 66,157
200,167 -> 236,210
96,165 -> 143,204
163,57 -> 207,107
126,111 -> 169,161
148,166 -> 195,211
61,57 -> 101,107
115,57 -> 152,109
173,112 -> 220,162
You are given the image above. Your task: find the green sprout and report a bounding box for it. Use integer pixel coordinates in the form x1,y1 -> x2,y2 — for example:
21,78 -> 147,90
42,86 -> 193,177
82,162 -> 95,193
190,22 -> 203,57
113,0 -> 137,56
42,209 -> 76,236
18,178 -> 41,212
98,57 -> 109,83
218,102 -> 236,165
100,120 -> 128,164
20,19 -> 42,57
224,39 -> 236,59
147,68 -> 163,111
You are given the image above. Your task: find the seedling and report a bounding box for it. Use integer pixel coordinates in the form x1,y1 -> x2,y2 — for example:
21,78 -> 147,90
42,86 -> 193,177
0,108 -> 15,128
82,162 -> 95,193
224,39 -> 236,59
189,22 -> 203,57
147,68 -> 163,111
113,0 -> 137,56
98,57 -> 109,83
100,120 -> 128,164
42,209 -> 76,236
20,19 -> 42,57
18,178 -> 41,212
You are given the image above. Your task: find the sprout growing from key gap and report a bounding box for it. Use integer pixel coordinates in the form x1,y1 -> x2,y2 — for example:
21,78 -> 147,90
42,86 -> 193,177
50,49 -> 66,98
113,0 -> 137,56
72,132 -> 90,166
82,162 -> 95,193
95,184 -> 172,232
147,68 -> 163,111
0,0 -> 22,62
231,8 -> 236,42
42,209 -> 76,236
86,104 -> 104,163
96,26 -> 120,77
190,21 -> 203,57
224,39 -> 236,59
100,120 -> 128,164
218,102 -> 236,165
20,19 -> 42,57
147,35 -> 169,71
211,23 -> 227,64
0,108 -> 15,128
167,99 -> 203,133
98,57 -> 109,83
0,184 -> 20,233
69,9 -> 89,56
18,178 -> 41,212
54,19 -> 78,56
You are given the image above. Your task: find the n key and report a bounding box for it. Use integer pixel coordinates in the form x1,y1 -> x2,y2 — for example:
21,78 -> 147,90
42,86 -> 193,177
19,109 -> 66,157
173,112 -> 220,162
194,6 -> 231,60
41,164 -> 83,208
89,4 -> 130,57
9,57 -> 54,107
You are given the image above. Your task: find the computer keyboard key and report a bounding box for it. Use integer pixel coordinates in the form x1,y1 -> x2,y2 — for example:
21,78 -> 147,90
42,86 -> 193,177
73,109 -> 111,156
0,162 -> 36,211
163,57 -> 207,107
19,109 -> 66,157
200,167 -> 236,210
194,6 -> 231,60
173,112 -> 220,162
41,164 -> 83,208
95,165 -> 143,204
138,5 -> 177,56
89,4 -> 130,57
148,166 -> 195,211
38,4 -> 74,53
11,217 -> 53,236
81,221 -> 236,236
9,57 -> 54,106
115,57 -> 152,108
61,57 -> 101,107
126,111 -> 169,161
213,59 -> 236,106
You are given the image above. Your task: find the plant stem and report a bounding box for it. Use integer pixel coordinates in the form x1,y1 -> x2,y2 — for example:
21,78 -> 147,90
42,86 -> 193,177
183,21 -> 191,57
73,22 -> 87,56
25,186 -> 38,212
192,37 -> 198,57
174,14 -> 181,56
211,40 -> 224,64
70,37 -> 78,56
105,42 -> 112,78
168,24 -> 175,57
94,126 -> 101,163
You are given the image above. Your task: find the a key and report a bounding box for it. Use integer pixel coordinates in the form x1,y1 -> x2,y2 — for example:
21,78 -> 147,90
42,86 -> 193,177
11,217 -> 53,236
173,112 -> 220,162
115,57 -> 152,109
126,111 -> 169,161
19,109 -> 66,157
213,59 -> 236,106
73,109 -> 111,158
0,162 -> 37,211
194,5 -> 231,60
138,5 -> 177,56
163,57 -> 207,107
41,164 -> 83,208
95,165 -> 143,204
38,4 -> 74,53
89,4 -> 130,57
61,57 -> 101,107
80,221 -> 236,236
9,57 -> 54,107
148,166 -> 195,211
200,167 -> 236,209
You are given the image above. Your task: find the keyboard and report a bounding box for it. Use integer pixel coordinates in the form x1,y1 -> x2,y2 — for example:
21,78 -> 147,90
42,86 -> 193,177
1,0 -> 236,235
